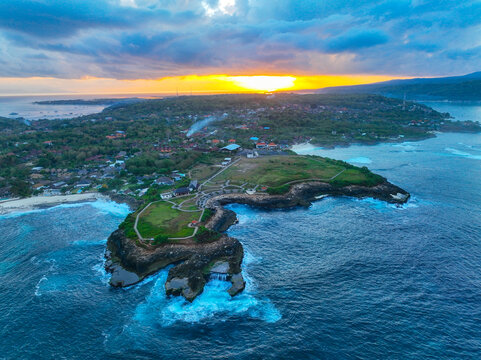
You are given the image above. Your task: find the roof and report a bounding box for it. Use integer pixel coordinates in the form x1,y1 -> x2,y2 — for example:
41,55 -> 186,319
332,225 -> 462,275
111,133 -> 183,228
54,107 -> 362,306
250,137 -> 259,141
222,144 -> 241,151
174,187 -> 190,194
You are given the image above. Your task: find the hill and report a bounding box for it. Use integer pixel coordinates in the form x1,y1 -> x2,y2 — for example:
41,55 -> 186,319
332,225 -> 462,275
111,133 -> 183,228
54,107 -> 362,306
319,72 -> 481,101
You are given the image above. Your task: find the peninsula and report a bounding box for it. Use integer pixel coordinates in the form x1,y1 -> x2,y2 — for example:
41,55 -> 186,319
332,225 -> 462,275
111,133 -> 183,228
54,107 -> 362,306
105,154 -> 410,301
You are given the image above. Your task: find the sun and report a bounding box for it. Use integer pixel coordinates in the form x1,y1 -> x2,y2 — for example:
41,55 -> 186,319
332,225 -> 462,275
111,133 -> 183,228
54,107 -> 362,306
225,75 -> 297,92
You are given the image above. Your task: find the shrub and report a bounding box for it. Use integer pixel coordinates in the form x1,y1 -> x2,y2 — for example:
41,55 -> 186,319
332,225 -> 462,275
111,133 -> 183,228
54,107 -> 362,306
201,208 -> 214,223
119,213 -> 138,239
195,226 -> 221,243
153,234 -> 169,245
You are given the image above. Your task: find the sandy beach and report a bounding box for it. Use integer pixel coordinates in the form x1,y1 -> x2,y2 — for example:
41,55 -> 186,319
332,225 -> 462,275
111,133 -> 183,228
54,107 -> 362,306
0,193 -> 107,215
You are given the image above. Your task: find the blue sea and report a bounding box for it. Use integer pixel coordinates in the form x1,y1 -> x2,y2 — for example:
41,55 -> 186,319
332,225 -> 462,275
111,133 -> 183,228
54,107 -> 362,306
1,104 -> 481,359
0,95 -> 107,120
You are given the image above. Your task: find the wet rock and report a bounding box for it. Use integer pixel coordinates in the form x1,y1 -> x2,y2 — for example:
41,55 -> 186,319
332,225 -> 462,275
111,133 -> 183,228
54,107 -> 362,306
108,263 -> 140,287
210,261 -> 229,274
228,273 -> 246,297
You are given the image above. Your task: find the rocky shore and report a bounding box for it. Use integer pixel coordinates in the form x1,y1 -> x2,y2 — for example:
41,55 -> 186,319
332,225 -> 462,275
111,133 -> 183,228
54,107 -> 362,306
105,180 -> 409,302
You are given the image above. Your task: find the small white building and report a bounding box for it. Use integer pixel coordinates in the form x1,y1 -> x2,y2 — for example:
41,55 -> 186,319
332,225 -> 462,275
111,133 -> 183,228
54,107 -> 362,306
161,192 -> 173,200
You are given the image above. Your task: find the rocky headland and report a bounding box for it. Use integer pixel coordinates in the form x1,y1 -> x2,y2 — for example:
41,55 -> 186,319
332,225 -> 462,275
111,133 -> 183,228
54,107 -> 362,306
105,180 -> 409,302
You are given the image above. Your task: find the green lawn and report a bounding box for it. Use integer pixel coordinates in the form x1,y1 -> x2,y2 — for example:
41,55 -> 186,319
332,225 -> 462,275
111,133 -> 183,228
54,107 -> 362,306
137,201 -> 201,238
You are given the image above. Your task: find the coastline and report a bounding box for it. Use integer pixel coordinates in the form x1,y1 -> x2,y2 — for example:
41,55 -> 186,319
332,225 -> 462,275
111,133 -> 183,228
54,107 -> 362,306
0,193 -> 109,216
106,180 -> 410,302
292,133 -> 438,152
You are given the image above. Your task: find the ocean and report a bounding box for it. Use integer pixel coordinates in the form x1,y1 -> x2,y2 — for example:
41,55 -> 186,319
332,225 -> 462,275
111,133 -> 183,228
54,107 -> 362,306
1,103 -> 481,359
0,95 -> 108,120
0,94 -> 171,120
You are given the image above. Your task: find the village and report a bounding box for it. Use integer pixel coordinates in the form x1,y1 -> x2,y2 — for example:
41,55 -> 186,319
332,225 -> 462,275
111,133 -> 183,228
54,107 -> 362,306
0,93 -> 463,200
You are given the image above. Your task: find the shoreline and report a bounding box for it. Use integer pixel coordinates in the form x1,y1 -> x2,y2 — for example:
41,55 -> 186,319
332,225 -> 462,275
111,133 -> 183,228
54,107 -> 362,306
292,134 -> 437,152
0,193 -> 110,216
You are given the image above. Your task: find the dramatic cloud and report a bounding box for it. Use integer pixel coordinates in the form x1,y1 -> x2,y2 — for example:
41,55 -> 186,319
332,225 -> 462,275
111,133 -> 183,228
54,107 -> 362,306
0,0 -> 480,79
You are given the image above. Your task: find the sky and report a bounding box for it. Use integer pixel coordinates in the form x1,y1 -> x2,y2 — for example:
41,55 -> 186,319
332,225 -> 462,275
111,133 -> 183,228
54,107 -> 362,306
0,0 -> 480,95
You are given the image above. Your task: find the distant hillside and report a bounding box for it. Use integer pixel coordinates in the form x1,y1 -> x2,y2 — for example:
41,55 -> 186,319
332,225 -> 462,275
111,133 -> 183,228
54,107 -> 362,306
319,72 -> 481,101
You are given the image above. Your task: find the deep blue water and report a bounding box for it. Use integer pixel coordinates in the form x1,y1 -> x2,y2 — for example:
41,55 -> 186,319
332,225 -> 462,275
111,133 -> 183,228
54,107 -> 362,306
1,109 -> 481,359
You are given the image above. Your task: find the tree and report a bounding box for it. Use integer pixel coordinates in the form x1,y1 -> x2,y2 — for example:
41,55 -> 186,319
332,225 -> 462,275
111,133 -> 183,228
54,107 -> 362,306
10,179 -> 32,197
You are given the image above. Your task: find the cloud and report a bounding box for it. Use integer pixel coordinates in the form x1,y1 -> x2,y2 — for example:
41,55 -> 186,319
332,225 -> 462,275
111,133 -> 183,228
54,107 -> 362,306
0,0 -> 479,79
325,29 -> 389,52
0,0 -> 198,38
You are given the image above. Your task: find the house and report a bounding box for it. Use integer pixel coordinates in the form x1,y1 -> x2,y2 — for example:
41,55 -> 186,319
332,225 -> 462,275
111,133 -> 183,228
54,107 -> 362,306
33,182 -> 49,190
161,192 -> 173,200
74,181 -> 92,188
43,189 -> 61,196
268,142 -> 277,148
174,187 -> 190,196
211,139 -> 220,145
224,157 -> 232,163
155,177 -> 174,186
222,144 -> 240,152
139,188 -> 149,196
189,180 -> 198,191
250,137 -> 259,141
171,173 -> 182,181
228,139 -> 236,143
256,142 -> 267,149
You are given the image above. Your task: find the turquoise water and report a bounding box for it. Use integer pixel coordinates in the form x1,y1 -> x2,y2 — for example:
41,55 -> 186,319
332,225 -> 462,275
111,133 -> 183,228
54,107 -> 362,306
1,107 -> 481,358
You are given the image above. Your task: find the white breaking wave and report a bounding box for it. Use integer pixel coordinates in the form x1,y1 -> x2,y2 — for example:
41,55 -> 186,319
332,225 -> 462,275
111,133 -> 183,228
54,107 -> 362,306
129,250 -> 281,326
445,147 -> 481,160
347,156 -> 372,164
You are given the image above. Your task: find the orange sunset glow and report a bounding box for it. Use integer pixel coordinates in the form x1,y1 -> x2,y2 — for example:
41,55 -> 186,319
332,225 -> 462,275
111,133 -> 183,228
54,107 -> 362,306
0,74 -> 406,96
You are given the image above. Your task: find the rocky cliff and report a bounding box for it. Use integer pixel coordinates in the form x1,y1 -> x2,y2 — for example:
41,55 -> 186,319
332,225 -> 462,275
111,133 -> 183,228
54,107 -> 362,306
105,179 -> 409,302
105,229 -> 244,302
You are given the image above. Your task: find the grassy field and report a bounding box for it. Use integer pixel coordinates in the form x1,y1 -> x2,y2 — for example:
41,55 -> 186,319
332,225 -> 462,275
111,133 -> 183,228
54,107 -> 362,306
209,155 -> 384,192
137,201 -> 201,238
212,156 -> 344,187
190,164 -> 222,181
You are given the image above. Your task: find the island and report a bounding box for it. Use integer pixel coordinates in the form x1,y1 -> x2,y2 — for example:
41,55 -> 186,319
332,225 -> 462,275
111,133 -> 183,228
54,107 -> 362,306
105,154 -> 409,301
